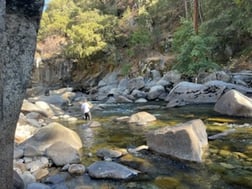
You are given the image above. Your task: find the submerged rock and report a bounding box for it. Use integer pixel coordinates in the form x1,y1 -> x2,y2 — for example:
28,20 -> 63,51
208,129 -> 236,140
87,161 -> 139,179
96,148 -> 123,159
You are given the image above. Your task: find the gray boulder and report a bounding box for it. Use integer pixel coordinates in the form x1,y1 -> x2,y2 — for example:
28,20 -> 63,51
13,170 -> 24,189
231,71 -> 252,87
205,80 -> 252,94
146,119 -> 208,162
214,89 -> 252,117
23,144 -> 43,157
27,183 -> 50,189
98,71 -> 119,87
46,141 -> 81,166
32,168 -> 49,181
128,76 -> 145,92
135,98 -> 148,103
87,161 -> 139,179
34,101 -> 55,117
131,89 -> 147,99
19,122 -> 82,153
20,171 -> 36,187
96,148 -> 123,159
147,85 -> 165,100
68,164 -> 85,175
166,80 -> 252,107
35,95 -> 68,107
115,95 -> 133,103
161,70 -> 181,85
25,156 -> 49,173
21,100 -> 48,117
118,78 -> 129,91
165,81 -> 225,107
97,86 -> 116,101
200,71 -> 231,83
128,111 -> 156,125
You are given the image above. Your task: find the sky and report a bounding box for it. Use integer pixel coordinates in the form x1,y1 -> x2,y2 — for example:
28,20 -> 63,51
44,0 -> 51,10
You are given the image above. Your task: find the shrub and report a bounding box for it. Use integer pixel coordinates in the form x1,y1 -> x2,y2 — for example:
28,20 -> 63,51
172,20 -> 220,77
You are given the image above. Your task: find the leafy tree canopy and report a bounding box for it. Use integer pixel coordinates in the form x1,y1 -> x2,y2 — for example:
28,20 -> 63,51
38,0 -> 252,76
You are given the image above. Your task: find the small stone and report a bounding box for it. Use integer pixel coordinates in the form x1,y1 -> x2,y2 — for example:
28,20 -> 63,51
68,164 -> 85,175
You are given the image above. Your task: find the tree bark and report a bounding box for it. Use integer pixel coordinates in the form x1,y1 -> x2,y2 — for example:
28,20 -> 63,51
184,0 -> 189,19
193,0 -> 199,34
0,1 -> 43,188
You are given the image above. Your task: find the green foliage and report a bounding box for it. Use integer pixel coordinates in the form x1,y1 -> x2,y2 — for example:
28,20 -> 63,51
65,10 -> 117,59
172,19 -> 194,52
127,48 -> 134,58
38,0 -> 251,73
121,63 -> 131,76
129,29 -> 152,47
201,0 -> 252,61
127,29 -> 152,57
173,20 -> 220,77
38,0 -> 76,39
172,0 -> 252,76
39,0 -> 118,62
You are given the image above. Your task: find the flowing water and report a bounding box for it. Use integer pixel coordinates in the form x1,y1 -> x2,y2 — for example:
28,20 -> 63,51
61,102 -> 252,189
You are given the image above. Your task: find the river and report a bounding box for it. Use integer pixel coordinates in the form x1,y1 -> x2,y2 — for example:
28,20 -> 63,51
60,102 -> 252,189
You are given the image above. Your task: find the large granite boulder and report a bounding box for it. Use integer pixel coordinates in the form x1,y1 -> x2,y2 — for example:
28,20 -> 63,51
87,161 -> 139,179
205,80 -> 252,94
214,89 -> 252,117
165,81 -> 225,107
46,141 -> 81,166
13,170 -> 24,189
98,71 -> 119,87
146,119 -> 208,162
34,101 -> 55,117
128,76 -> 145,92
231,71 -> 252,87
165,80 -> 252,107
18,122 -> 82,152
35,95 -> 68,107
200,71 -> 231,83
21,100 -> 49,117
147,85 -> 166,100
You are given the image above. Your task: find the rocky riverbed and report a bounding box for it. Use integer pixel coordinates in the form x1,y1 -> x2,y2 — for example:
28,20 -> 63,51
14,70 -> 252,189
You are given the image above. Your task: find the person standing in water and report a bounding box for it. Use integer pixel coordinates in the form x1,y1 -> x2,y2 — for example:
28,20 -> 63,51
81,98 -> 92,120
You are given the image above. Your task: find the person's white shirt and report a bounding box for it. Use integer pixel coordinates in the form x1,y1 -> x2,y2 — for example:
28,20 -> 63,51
81,102 -> 90,113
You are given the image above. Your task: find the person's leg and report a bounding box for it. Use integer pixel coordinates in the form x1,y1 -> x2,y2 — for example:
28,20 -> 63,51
84,113 -> 88,120
88,112 -> 92,120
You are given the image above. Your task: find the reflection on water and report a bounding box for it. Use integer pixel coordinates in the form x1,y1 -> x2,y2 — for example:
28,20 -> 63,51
65,102 -> 252,189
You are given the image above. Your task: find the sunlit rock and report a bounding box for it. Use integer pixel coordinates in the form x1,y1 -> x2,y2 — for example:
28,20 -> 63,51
128,111 -> 156,125
146,119 -> 208,162
18,122 -> 83,152
46,141 -> 81,166
214,89 -> 252,117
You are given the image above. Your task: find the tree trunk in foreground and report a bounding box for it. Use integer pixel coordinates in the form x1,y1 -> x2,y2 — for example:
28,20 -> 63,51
0,1 -> 43,188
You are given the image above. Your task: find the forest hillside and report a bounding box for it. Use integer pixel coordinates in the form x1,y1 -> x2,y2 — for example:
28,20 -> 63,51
36,0 -> 252,90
